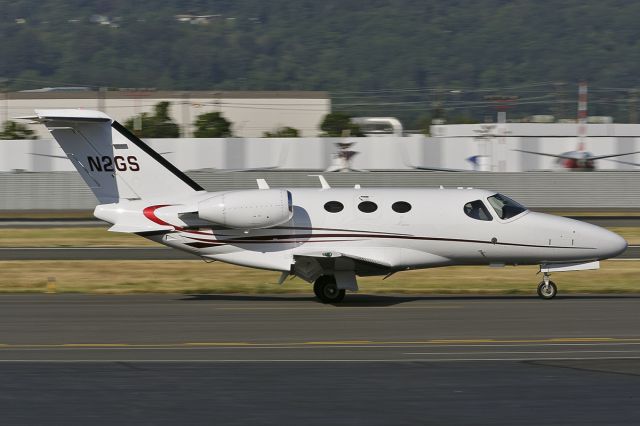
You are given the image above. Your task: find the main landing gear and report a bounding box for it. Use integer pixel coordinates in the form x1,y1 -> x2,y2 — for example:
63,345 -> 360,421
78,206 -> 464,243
537,272 -> 557,300
313,276 -> 345,304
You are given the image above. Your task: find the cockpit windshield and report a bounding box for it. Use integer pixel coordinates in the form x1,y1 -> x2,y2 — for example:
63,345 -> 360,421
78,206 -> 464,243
487,194 -> 527,220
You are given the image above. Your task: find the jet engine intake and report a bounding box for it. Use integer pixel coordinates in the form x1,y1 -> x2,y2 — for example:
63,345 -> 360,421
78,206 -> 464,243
198,189 -> 293,229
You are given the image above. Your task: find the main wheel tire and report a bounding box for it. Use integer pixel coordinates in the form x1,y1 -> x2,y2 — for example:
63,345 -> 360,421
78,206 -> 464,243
313,278 -> 327,299
313,276 -> 346,304
537,280 -> 557,299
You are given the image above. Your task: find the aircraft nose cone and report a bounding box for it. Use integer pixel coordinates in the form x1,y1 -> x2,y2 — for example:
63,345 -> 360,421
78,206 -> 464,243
594,227 -> 627,259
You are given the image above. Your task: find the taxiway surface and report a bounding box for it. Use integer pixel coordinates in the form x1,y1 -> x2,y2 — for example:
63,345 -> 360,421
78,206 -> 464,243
0,294 -> 639,425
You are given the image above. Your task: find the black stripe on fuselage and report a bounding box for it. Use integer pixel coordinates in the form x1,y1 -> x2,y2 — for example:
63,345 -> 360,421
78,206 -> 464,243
270,226 -> 412,236
182,232 -> 595,250
111,121 -> 204,191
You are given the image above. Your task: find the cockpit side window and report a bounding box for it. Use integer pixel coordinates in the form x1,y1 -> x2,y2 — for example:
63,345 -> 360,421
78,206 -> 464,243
487,194 -> 527,220
463,200 -> 493,221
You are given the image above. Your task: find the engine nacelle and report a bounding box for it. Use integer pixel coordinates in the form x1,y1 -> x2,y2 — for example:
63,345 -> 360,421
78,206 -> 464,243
198,189 -> 293,229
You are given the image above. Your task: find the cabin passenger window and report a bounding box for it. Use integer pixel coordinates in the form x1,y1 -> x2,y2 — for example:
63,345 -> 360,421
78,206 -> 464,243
324,201 -> 344,213
358,201 -> 378,213
392,201 -> 412,213
487,194 -> 527,219
463,200 -> 493,221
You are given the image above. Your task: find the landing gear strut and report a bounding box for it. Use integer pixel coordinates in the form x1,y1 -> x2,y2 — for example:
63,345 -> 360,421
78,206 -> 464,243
537,272 -> 557,299
313,276 -> 345,304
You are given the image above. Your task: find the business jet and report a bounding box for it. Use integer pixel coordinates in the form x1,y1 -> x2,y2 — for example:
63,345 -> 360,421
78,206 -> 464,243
24,110 -> 628,303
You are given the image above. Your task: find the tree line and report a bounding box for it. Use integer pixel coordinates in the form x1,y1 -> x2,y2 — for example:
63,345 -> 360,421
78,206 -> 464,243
0,102 -> 363,139
2,0 -> 640,125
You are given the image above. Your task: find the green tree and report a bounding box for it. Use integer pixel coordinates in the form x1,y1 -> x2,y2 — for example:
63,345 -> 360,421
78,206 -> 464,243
194,112 -> 232,137
413,114 -> 433,136
124,101 -> 180,138
263,126 -> 299,137
0,121 -> 37,139
320,112 -> 364,137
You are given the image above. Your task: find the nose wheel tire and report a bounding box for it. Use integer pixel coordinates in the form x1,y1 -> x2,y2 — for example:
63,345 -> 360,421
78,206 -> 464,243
537,280 -> 557,299
313,276 -> 346,304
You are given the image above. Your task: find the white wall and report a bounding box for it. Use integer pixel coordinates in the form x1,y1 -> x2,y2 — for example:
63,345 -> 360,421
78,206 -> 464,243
2,124 -> 640,172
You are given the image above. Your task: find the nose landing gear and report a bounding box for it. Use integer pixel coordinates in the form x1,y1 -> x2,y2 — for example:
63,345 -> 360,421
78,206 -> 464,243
537,272 -> 557,299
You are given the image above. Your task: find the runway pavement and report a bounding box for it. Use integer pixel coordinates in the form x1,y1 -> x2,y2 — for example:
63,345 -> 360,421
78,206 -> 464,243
2,294 -> 640,360
0,294 -> 639,424
1,245 -> 639,260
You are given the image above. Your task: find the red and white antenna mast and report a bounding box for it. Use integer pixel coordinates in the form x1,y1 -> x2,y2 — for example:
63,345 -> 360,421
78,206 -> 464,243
577,81 -> 588,151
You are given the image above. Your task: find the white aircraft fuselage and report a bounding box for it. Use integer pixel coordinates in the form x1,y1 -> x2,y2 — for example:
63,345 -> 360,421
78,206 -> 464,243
95,187 -> 626,280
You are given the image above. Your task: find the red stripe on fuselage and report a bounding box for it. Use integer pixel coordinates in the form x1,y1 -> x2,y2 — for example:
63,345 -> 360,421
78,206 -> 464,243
142,205 -> 213,235
143,205 -> 176,228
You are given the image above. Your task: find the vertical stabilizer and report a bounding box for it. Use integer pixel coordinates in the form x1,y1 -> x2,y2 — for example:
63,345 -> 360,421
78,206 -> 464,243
34,109 -> 203,203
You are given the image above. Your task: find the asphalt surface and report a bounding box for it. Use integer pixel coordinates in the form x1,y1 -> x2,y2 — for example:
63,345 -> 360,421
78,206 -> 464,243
0,294 -> 639,425
1,245 -> 639,260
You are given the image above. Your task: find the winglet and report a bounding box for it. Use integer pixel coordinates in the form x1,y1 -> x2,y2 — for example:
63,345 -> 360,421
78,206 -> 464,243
308,175 -> 331,189
256,179 -> 270,190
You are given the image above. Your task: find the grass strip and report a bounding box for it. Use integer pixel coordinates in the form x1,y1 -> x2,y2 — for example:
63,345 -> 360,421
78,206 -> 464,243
0,227 -> 157,247
0,260 -> 637,295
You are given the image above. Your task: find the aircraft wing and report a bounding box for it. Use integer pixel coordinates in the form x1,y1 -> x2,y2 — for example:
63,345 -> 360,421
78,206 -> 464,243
410,165 -> 466,172
293,247 -> 451,288
588,151 -> 640,161
296,250 -> 393,267
400,140 -> 466,171
605,158 -> 640,167
513,149 -> 577,160
292,250 -> 393,287
294,250 -> 392,273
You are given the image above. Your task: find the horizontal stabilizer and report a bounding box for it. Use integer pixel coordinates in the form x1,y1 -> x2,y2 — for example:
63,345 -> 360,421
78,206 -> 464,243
108,223 -> 173,233
33,109 -> 111,123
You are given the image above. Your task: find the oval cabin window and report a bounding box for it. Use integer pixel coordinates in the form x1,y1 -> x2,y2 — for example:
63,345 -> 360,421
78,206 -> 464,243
358,201 -> 378,213
324,201 -> 344,213
392,201 -> 412,213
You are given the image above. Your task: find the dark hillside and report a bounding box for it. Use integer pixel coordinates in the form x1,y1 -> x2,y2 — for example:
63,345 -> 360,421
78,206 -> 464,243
2,0 -> 640,123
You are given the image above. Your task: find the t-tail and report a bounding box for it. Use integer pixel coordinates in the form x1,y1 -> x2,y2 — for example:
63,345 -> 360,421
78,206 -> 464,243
30,109 -> 204,204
